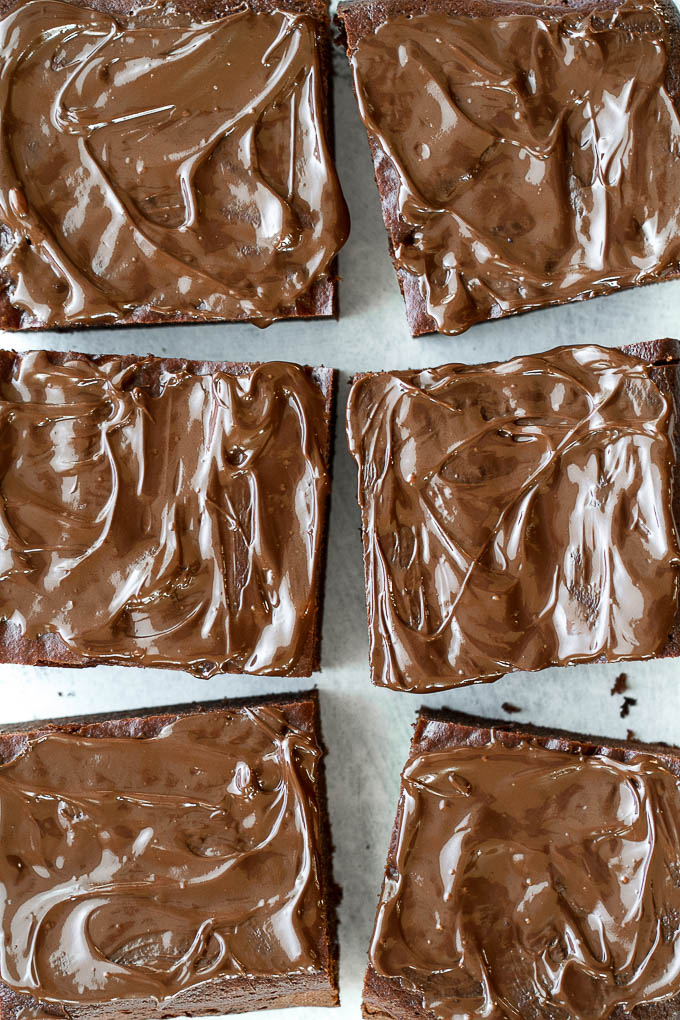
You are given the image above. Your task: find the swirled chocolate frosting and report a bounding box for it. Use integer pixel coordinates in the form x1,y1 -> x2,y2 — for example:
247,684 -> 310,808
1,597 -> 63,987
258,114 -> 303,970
0,0 -> 349,328
0,705 -> 329,1006
369,731 -> 680,1019
346,345 -> 680,691
342,0 -> 680,335
0,352 -> 331,676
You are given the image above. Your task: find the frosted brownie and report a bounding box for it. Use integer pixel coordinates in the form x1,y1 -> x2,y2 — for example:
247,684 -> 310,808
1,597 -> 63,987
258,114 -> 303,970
0,0 -> 349,329
0,351 -> 335,677
338,0 -> 680,336
364,708 -> 680,1018
346,341 -> 680,691
0,691 -> 339,1018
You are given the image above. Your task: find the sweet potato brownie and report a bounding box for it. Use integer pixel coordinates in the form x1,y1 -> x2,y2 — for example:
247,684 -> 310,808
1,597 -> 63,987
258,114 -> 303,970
0,350 -> 335,677
338,0 -> 680,336
346,340 -> 680,692
0,0 -> 349,329
364,708 -> 680,1019
0,691 -> 339,1018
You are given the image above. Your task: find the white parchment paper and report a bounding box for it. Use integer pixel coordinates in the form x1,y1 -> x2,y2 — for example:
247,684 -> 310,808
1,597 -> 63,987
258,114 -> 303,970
1,37 -> 680,1020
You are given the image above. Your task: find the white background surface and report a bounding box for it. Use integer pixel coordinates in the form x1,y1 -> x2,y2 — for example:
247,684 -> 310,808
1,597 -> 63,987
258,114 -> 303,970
2,32 -> 680,1020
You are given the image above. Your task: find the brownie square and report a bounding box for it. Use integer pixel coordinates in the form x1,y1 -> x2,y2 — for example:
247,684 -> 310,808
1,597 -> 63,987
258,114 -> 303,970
346,340 -> 680,692
364,708 -> 680,1019
0,0 -> 349,330
0,691 -> 339,1018
338,0 -> 680,336
0,350 -> 335,677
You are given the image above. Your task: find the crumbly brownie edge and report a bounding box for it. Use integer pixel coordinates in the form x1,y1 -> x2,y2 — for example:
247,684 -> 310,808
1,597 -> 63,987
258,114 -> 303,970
0,350 -> 337,677
346,339 -> 680,690
362,707 -> 680,1019
0,0 -> 340,330
311,366 -> 338,674
337,0 -> 680,337
0,689 -> 340,1019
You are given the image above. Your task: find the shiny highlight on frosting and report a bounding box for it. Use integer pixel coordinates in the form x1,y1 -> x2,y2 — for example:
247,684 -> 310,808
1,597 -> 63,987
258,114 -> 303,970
0,707 -> 326,1005
346,345 -> 680,691
0,352 -> 329,675
347,1 -> 680,335
0,0 -> 349,327
370,736 -> 680,1019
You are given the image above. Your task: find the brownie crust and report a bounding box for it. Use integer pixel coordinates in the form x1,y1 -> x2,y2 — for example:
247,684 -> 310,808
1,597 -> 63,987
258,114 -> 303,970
0,690 -> 340,1019
0,350 -> 336,677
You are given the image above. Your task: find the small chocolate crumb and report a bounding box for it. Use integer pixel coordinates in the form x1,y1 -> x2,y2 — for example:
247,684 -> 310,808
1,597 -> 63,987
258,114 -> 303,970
611,673 -> 628,696
502,702 -> 522,715
620,696 -> 638,719
626,729 -> 636,742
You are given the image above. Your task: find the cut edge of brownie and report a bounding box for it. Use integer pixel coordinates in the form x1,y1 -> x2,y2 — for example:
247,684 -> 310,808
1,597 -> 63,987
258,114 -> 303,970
362,707 -> 680,1020
0,349 -> 337,678
337,0 -> 680,338
0,689 -> 341,1019
0,0 -> 344,331
346,339 -> 680,691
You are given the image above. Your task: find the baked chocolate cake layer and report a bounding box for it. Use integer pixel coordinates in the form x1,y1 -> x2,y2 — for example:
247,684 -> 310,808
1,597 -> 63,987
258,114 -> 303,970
346,340 -> 680,692
0,0 -> 349,330
338,0 -> 680,336
0,691 -> 339,1018
364,708 -> 680,1019
0,350 -> 335,677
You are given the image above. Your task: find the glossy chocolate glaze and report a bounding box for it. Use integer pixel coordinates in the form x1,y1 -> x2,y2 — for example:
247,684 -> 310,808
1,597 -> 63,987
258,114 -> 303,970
369,734 -> 680,1019
343,0 -> 680,335
0,352 -> 330,676
346,345 -> 680,691
0,705 -> 327,1006
0,0 -> 349,328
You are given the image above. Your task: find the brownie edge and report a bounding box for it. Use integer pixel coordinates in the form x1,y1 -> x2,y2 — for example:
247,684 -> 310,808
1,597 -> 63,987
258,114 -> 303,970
0,691 -> 340,1019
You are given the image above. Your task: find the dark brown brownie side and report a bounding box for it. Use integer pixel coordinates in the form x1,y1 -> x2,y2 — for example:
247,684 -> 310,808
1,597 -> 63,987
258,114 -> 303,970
363,708 -> 680,1020
348,339 -> 680,689
338,0 -> 680,337
0,0 -> 342,330
0,690 -> 340,1019
622,339 -> 680,661
0,351 -> 336,677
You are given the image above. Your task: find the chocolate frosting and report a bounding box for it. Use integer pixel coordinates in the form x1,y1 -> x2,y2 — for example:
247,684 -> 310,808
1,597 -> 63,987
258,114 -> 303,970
346,345 -> 680,691
0,352 -> 330,676
0,0 -> 348,327
0,706 -> 327,1005
370,736 -> 680,1019
345,0 -> 680,335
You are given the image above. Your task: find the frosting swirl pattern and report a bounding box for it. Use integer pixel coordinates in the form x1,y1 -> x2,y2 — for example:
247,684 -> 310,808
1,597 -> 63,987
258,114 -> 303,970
346,345 -> 680,691
0,352 -> 330,676
370,736 -> 680,1019
345,1 -> 680,335
0,706 -> 327,1006
0,0 -> 349,327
